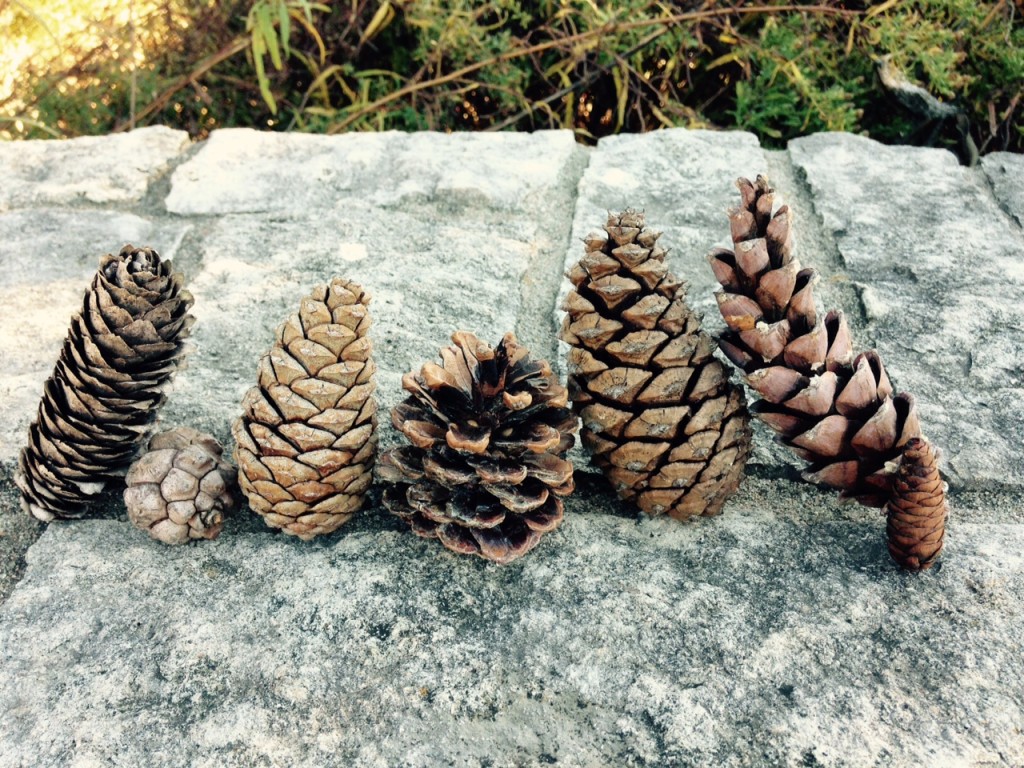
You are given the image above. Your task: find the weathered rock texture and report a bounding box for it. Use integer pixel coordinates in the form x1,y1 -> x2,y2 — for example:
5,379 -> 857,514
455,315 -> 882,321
982,151 -> 1024,227
0,126 -> 188,209
1,507 -> 1021,767
0,127 -> 1022,766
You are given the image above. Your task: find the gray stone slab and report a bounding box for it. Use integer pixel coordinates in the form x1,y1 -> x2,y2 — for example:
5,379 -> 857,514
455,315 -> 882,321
789,133 -> 1024,490
0,210 -> 192,464
162,206 -> 571,453
1,496 -> 1021,767
563,129 -> 768,322
166,129 -> 583,215
982,151 -> 1024,227
160,129 -> 585,451
0,127 -> 189,210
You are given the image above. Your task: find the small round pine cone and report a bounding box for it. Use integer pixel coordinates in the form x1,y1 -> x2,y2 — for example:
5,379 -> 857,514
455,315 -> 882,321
124,427 -> 236,545
886,437 -> 947,571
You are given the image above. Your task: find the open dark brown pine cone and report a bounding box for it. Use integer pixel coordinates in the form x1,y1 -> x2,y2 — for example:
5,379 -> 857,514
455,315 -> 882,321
379,331 -> 578,564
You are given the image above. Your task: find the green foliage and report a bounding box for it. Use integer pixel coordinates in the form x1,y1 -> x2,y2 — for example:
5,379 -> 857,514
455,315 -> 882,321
1,0 -> 1021,156
721,0 -> 1023,153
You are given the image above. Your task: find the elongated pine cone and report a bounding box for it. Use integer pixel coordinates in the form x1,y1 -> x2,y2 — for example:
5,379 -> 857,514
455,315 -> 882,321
232,278 -> 377,540
559,210 -> 751,520
886,437 -> 947,571
125,427 -> 236,545
379,331 -> 578,564
709,176 -> 925,506
16,245 -> 194,521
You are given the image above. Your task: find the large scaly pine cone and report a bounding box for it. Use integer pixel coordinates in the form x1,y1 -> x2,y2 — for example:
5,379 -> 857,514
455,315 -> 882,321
233,278 -> 377,540
559,210 -> 751,520
16,245 -> 194,521
886,437 -> 947,571
708,175 -> 930,508
708,174 -> 946,569
379,331 -> 578,564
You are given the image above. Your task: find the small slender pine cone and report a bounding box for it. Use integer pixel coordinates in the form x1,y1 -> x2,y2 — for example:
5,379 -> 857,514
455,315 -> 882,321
232,278 -> 377,540
559,209 -> 751,520
125,427 -> 236,545
708,176 -> 923,506
16,245 -> 194,521
886,437 -> 947,571
379,331 -> 578,564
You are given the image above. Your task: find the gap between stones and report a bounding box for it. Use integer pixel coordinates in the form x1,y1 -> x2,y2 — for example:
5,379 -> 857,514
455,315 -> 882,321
768,147 -> 873,343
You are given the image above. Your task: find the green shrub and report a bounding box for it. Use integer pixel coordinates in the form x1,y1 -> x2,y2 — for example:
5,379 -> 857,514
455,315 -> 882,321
1,0 -> 1020,157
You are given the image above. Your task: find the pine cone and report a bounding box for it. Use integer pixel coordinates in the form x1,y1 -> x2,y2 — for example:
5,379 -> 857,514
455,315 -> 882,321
125,427 -> 236,545
232,278 -> 377,540
708,176 -> 924,506
379,331 -> 578,564
559,210 -> 751,520
16,245 -> 194,521
886,437 -> 947,571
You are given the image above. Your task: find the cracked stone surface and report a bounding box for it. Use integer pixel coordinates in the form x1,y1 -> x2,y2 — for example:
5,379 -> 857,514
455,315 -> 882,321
0,126 -> 188,210
0,127 -> 1022,767
1,496 -> 1022,768
983,151 -> 1024,227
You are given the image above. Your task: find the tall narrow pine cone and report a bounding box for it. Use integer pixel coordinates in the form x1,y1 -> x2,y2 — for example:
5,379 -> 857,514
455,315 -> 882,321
559,210 -> 751,520
232,278 -> 377,540
379,332 -> 578,564
708,176 -> 925,506
16,245 -> 194,521
886,437 -> 947,571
